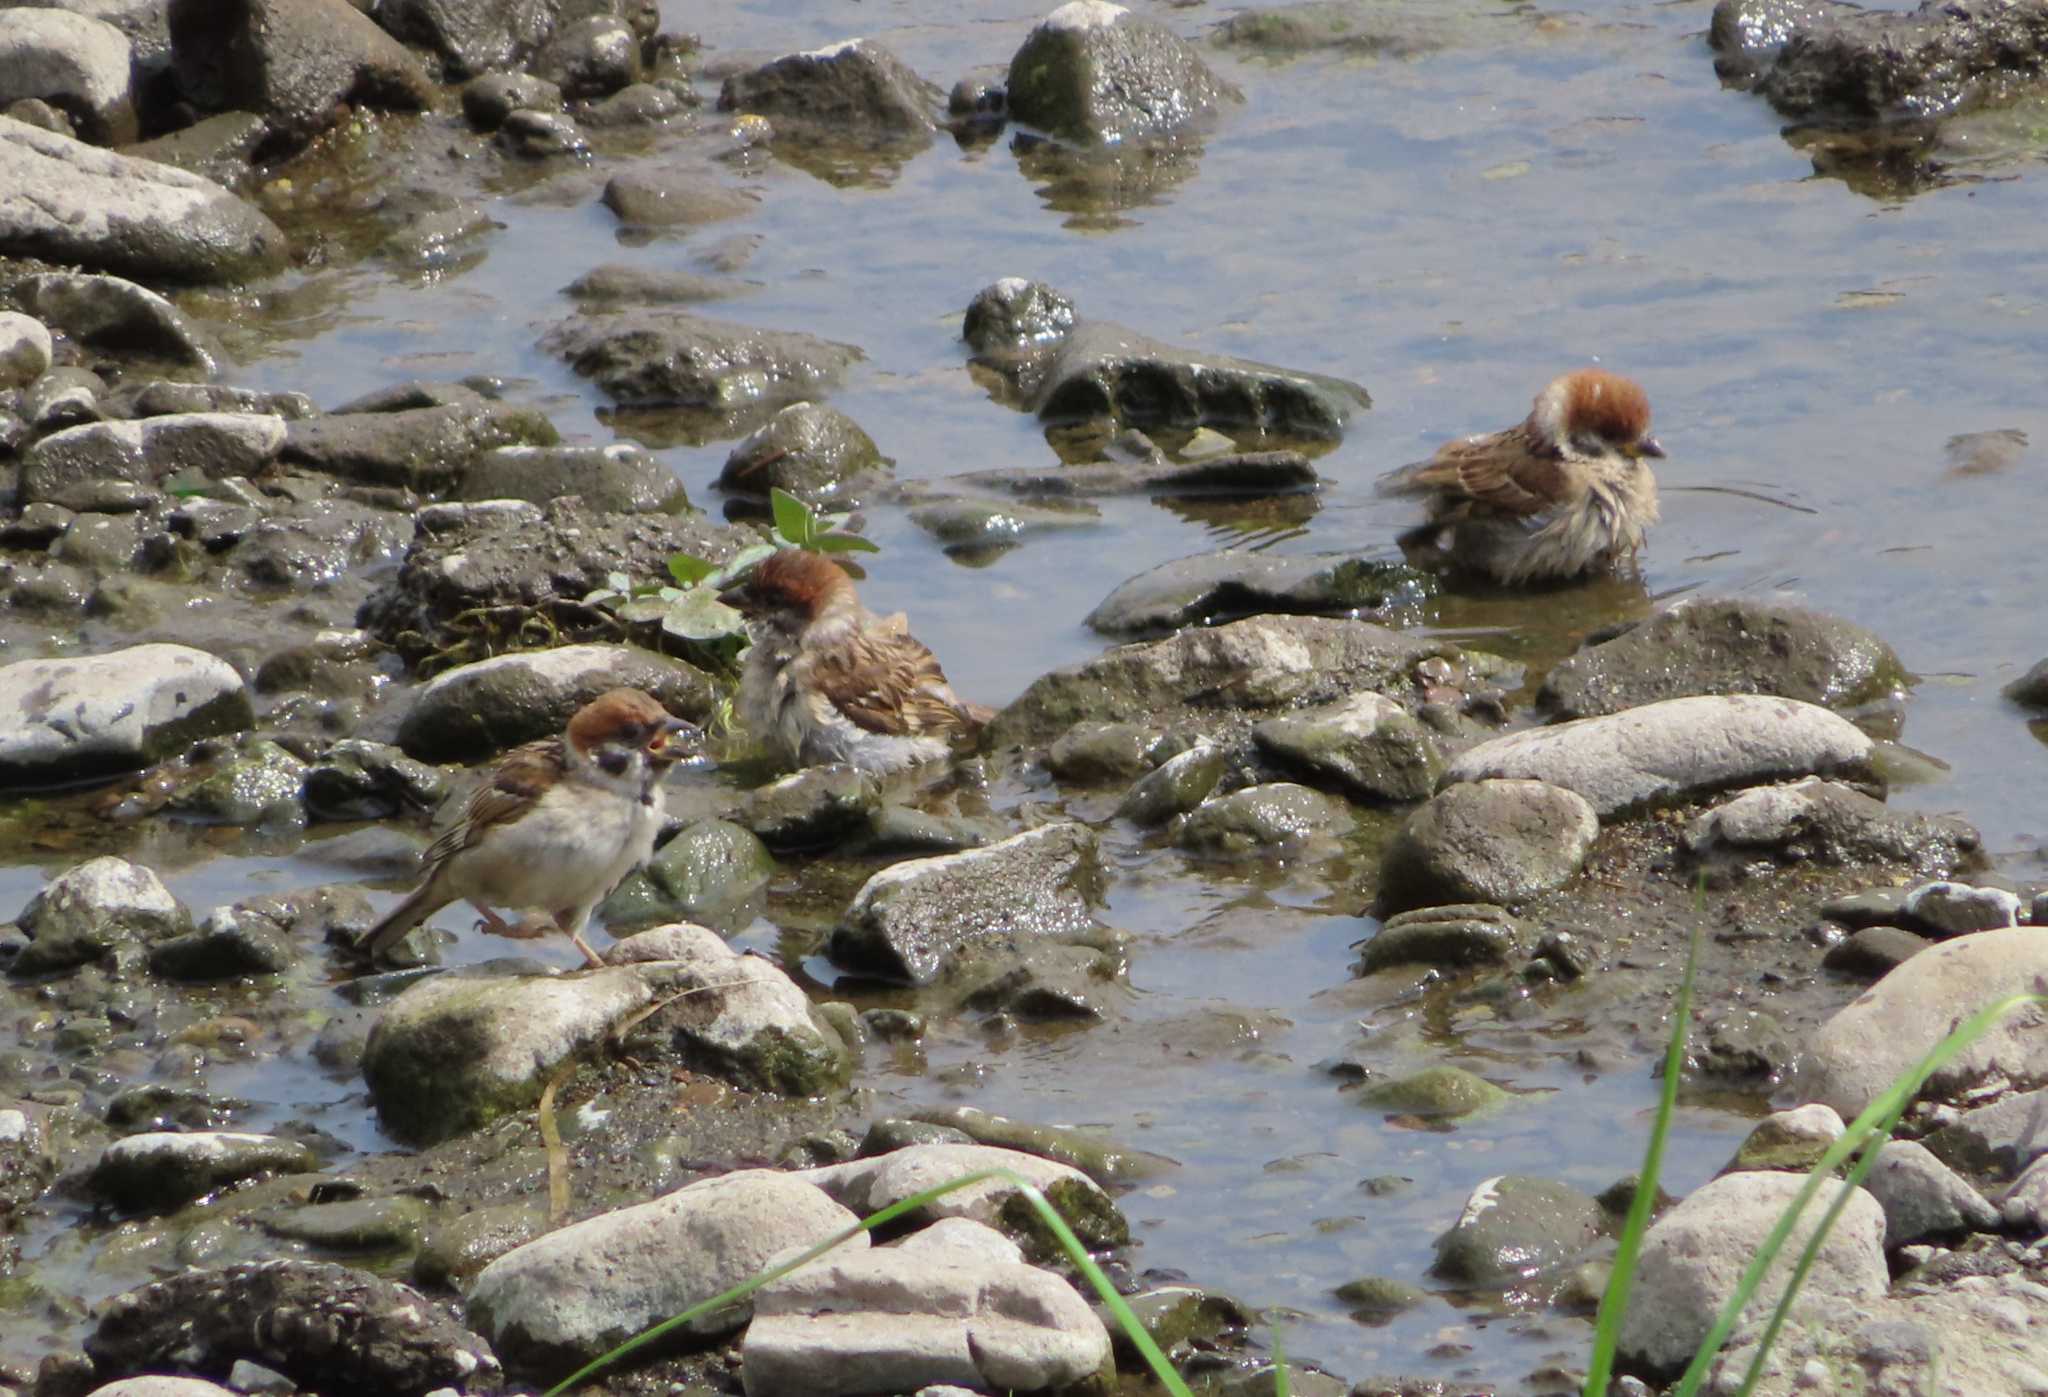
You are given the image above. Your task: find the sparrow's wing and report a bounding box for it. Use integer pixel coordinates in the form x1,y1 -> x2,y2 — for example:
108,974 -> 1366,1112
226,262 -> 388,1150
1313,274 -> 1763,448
1377,428 -> 1568,517
805,628 -> 987,737
422,737 -> 565,865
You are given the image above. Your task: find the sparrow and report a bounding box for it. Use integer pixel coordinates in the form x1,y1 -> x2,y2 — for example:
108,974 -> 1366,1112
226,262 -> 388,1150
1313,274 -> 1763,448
720,548 -> 993,773
1377,368 -> 1664,584
357,688 -> 700,968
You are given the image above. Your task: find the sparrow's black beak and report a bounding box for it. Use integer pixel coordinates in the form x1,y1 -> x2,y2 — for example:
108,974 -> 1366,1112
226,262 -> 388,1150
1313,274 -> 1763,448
645,717 -> 704,766
1636,438 -> 1666,460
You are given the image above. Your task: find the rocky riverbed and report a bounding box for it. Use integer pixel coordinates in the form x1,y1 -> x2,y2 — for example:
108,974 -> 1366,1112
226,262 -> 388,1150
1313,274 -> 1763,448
3,0 -> 2048,1395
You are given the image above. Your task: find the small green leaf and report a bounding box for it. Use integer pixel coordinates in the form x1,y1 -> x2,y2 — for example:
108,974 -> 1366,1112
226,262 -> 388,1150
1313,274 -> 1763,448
662,589 -> 748,642
710,543 -> 776,589
770,488 -> 812,547
814,532 -> 880,554
581,588 -> 622,608
814,511 -> 854,534
618,596 -> 669,625
666,553 -> 718,586
607,571 -> 633,593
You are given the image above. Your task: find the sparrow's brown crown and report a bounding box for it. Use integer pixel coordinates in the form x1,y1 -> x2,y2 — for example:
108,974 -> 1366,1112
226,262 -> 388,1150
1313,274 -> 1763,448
733,548 -> 857,622
566,688 -> 691,760
1535,369 -> 1659,455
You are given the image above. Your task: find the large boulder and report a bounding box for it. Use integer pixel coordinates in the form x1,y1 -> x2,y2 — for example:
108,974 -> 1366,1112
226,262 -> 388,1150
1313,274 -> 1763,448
1007,1 -> 1239,143
1086,550 -> 1431,637
0,645 -> 252,789
1539,599 -> 1907,718
167,0 -> 436,143
395,643 -> 714,762
0,115 -> 286,282
1440,694 -> 1877,818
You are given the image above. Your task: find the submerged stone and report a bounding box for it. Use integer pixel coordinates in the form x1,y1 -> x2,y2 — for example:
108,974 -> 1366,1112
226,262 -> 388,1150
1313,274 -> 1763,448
1007,1 -> 1240,144
1087,550 -> 1431,637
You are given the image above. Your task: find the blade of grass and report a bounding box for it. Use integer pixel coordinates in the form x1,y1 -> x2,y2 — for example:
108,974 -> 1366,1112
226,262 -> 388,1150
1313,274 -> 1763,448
1582,920 -> 1702,1397
540,1166 -> 1193,1397
1671,990 -> 2046,1397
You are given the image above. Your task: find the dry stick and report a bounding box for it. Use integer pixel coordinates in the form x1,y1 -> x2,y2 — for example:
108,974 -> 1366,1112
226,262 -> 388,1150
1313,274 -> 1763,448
606,978 -> 758,1051
537,1060 -> 576,1225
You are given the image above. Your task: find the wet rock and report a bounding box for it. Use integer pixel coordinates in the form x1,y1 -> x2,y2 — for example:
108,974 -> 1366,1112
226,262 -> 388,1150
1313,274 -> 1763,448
1821,885 -> 1910,928
1802,927 -> 2048,1118
2003,657 -> 2048,707
497,106 -> 587,158
605,924 -> 852,1095
83,1380 -> 239,1396
282,400 -> 557,493
0,1099 -> 58,1223
86,1259 -> 501,1394
460,73 -> 563,130
861,806 -> 1005,856
1708,0 -> 1852,83
2002,1153 -> 2048,1230
0,310 -> 52,389
906,492 -> 1100,554
230,497 -> 411,591
1212,0 -> 1503,56
908,1105 -> 1174,1185
1923,1087 -> 2048,1179
1863,1140 -> 1999,1245
601,818 -> 775,926
1045,721 -> 1168,783
120,110 -> 271,188
531,15 -> 640,100
1694,1008 -> 1794,1084
1443,694 -> 1877,819
1820,924 -> 1930,978
12,856 -> 191,976
414,1201 -> 548,1290
458,442 -> 685,514
1540,599 -> 1907,719
717,401 -> 888,507
1714,0 -> 2048,121
1252,692 -> 1441,803
959,943 -> 1121,1022
22,414 -> 283,508
302,740 -> 449,822
1115,740 -> 1223,825
1682,778 -> 1978,874
148,901 -> 297,979
466,1170 -> 861,1373
1175,781 -> 1349,857
1088,550 -> 1430,638
936,449 -> 1321,500
1900,879 -> 2018,935
0,9 -> 135,144
0,118 -> 285,282
962,277 -> 1076,355
164,736 -> 308,827
990,614 -> 1441,749
114,380 -> 316,421
541,308 -> 863,416
600,169 -> 756,228
563,262 -> 749,307
377,0 -> 573,77
1431,1174 -> 1603,1285
718,38 -> 941,147
1618,1172 -> 1886,1375
1356,904 -> 1521,974
0,643 -> 247,785
801,1142 -> 1127,1252
89,1130 -> 317,1212
828,823 -> 1104,985
1726,1103 -> 1843,1174
19,269 -> 221,373
1029,320 -> 1367,441
1378,780 -> 1597,913
1006,1 -> 1239,144
582,81 -> 686,126
738,765 -> 879,850
742,1224 -> 1111,1396
166,0 -> 435,144
260,1194 -> 432,1252
1356,1065 -> 1507,1118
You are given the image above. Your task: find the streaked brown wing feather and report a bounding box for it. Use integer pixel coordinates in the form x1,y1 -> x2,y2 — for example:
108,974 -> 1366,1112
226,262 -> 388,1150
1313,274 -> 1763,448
423,738 -> 562,865
807,629 -> 982,738
1381,429 -> 1567,517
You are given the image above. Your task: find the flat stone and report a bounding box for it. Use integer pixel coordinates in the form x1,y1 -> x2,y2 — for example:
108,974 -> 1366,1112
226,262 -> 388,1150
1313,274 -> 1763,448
1861,1140 -> 2000,1245
1682,779 -> 1977,875
1175,781 -> 1350,857
89,1130 -> 317,1212
1431,1174 -> 1604,1285
1087,550 -> 1431,637
1441,694 -> 1877,819
1356,1065 -> 1507,1118
799,1142 -> 1127,1252
18,269 -> 218,371
281,399 -> 558,493
0,644 -> 252,790
1356,906 -> 1521,973
395,643 -> 713,763
601,169 -> 758,228
719,38 -> 941,144
458,443 -> 687,514
541,308 -> 863,416
1820,925 -> 1931,979
1901,880 -> 2020,935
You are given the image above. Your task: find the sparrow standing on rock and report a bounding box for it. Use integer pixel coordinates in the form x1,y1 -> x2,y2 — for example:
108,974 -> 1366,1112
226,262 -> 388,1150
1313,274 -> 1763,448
721,549 -> 992,774
357,688 -> 700,968
1378,368 -> 1664,584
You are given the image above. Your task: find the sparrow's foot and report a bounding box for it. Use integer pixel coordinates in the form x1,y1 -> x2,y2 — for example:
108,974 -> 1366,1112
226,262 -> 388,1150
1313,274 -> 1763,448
495,918 -> 553,941
472,905 -> 516,935
568,929 -> 608,970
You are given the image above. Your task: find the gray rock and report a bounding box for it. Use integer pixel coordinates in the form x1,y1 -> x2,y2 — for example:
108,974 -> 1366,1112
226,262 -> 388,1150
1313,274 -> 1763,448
81,1379 -> 240,1396
377,0 -> 584,77
742,1231 -> 1112,1396
1618,1172 -> 1887,1375
281,399 -> 557,493
0,115 -> 284,282
990,614 -> 1441,749
1252,691 -> 1441,802
1356,904 -> 1521,973
259,1194 -> 432,1252
458,443 -> 686,514
1922,1087 -> 2048,1179
1006,0 -> 1239,143
1442,694 -> 1877,819
542,308 -> 863,417
1682,779 -> 1978,874
582,81 -> 685,126
1431,1174 -> 1604,1285
163,736 -> 308,827
497,105 -> 586,158
414,1200 -> 548,1290
1695,1008 -> 1795,1084
2004,657 -> 2048,708
302,739 -> 449,821
0,1099 -> 58,1222
1115,740 -> 1223,825
1540,599 -> 1907,719
86,1259 -> 500,1394
739,765 -> 879,850
467,1170 -> 861,1373
1029,319 -> 1367,441
563,262 -> 750,307
1175,782 -> 1349,857
121,111 -> 271,187
860,806 -> 1006,856
1862,1140 -> 2000,1244
0,644 -> 251,789
1708,0 -> 1853,83
600,169 -> 757,228
718,38 -> 941,145
602,819 -> 775,926
1800,928 -> 2048,1118
930,449 -> 1320,499
20,269 -> 219,371
1901,879 -> 2019,935
10,854 -> 189,976
0,310 -> 51,389
460,72 -> 563,130
20,414 -> 283,507
962,277 -> 1075,354
0,8 -> 135,143
2001,1152 -> 2048,1231
1087,550 -> 1430,637
89,1130 -> 317,1212
906,492 -> 1099,554
718,401 -> 888,507
1211,0 -> 1508,56
800,1142 -> 1127,1251
398,644 -> 713,764
1044,721 -> 1167,783
530,14 -> 639,100
1821,886 -> 1910,928
829,823 -> 1104,985
1726,1102 -> 1844,1174
148,901 -> 297,979
113,379 -> 317,420
1820,925 -> 1931,979
1356,1065 -> 1507,1118
230,497 -> 411,592
1379,779 -> 1597,913
166,0 -> 435,144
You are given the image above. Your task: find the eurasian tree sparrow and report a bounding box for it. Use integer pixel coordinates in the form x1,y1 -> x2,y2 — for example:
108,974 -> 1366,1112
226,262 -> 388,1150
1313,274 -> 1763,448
358,688 -> 699,968
1378,369 -> 1664,584
720,549 -> 992,773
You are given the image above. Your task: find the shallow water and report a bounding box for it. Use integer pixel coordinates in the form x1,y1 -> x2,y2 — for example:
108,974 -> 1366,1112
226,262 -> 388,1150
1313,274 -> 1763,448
8,0 -> 2048,1387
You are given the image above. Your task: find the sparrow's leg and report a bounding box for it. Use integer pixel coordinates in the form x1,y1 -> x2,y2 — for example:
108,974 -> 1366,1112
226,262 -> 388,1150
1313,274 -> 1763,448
472,904 -> 515,935
555,904 -> 608,970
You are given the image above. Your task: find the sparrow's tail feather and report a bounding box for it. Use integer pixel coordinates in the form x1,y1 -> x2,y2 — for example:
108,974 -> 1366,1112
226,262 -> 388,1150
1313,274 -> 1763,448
358,879 -> 451,959
1375,459 -> 1434,496
956,700 -> 996,729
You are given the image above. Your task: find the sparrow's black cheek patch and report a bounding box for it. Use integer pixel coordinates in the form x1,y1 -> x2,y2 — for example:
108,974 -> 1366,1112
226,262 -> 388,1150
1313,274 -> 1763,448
597,748 -> 632,777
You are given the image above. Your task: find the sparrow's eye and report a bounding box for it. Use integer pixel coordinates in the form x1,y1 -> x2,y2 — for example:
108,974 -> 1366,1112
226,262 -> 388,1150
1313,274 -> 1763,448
596,747 -> 632,777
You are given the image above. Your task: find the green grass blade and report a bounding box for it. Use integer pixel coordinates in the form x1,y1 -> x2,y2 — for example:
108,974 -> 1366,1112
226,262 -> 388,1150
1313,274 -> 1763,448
1672,990 -> 2045,1397
1582,919 -> 1701,1397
